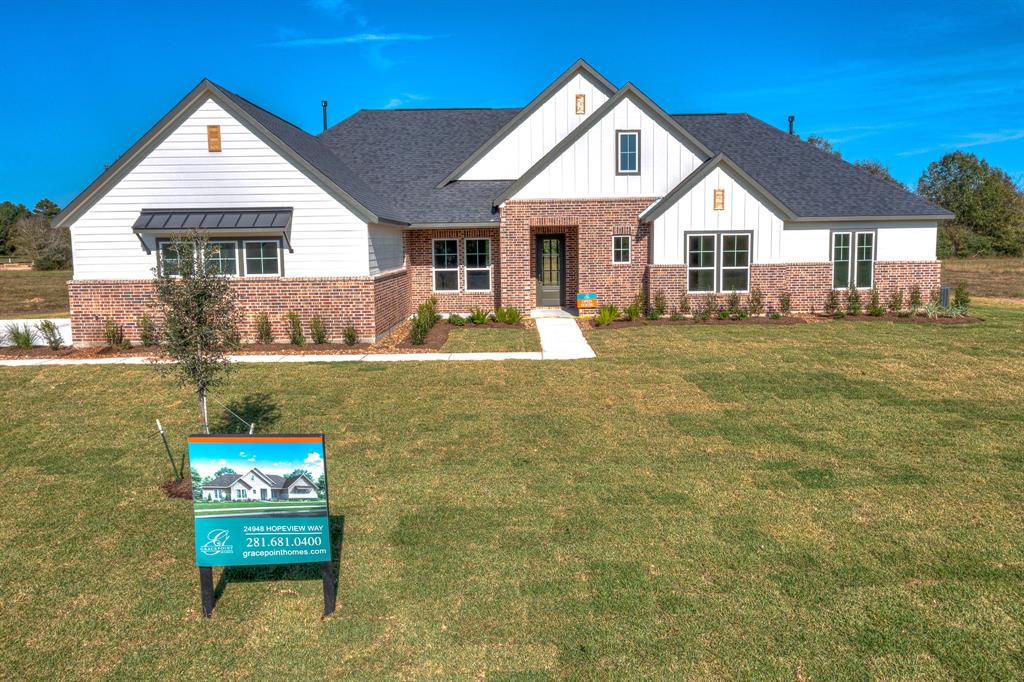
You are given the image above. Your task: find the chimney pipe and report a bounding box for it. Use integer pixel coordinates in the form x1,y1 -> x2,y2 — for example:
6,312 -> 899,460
321,100 -> 328,132
788,115 -> 795,136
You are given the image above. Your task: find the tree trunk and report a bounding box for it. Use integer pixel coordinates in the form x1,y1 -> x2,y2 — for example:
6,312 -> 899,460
199,387 -> 209,435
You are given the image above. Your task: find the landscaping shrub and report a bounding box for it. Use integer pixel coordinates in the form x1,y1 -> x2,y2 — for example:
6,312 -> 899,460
645,307 -> 660,321
256,313 -> 273,344
954,282 -> 971,311
139,314 -> 159,347
652,291 -> 667,317
35,320 -> 63,350
410,319 -> 429,345
695,295 -> 716,321
867,289 -> 885,316
5,323 -> 36,349
594,304 -> 619,327
623,292 -> 644,321
309,315 -> 328,344
678,293 -> 691,318
845,288 -> 862,316
410,296 -> 441,345
924,300 -> 942,319
726,291 -> 743,318
823,290 -> 841,317
343,325 -> 357,346
501,307 -> 522,324
103,320 -> 129,349
887,288 -> 904,314
469,308 -> 490,325
286,311 -> 305,346
778,291 -> 792,316
748,288 -> 765,317
448,313 -> 466,327
908,285 -> 923,313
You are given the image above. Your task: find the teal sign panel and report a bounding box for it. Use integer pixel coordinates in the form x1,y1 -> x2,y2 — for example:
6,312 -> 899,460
189,434 -> 331,567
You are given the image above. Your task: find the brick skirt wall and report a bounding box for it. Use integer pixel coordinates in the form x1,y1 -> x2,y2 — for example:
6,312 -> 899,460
69,273 -> 413,346
406,228 -> 501,313
645,261 -> 941,313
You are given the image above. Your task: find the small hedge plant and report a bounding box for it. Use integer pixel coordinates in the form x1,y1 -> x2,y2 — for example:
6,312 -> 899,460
256,313 -> 273,344
139,314 -> 159,347
309,315 -> 328,344
887,288 -> 904,314
593,304 -> 619,327
343,325 -> 358,346
104,320 -> 130,349
778,291 -> 792,316
623,292 -> 644,321
867,289 -> 885,316
36,320 -> 63,350
448,313 -> 466,327
845,288 -> 862,316
823,290 -> 842,318
747,288 -> 765,317
410,297 -> 440,345
286,311 -> 305,346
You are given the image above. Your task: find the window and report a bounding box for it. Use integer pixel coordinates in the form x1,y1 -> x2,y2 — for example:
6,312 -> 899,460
292,486 -> 312,494
720,234 -> 750,292
617,130 -> 639,174
687,234 -> 716,292
432,239 -> 458,291
158,242 -> 194,277
465,238 -> 491,291
244,240 -> 280,276
234,488 -> 247,500
207,241 -> 238,276
832,231 -> 874,289
612,235 -> 631,263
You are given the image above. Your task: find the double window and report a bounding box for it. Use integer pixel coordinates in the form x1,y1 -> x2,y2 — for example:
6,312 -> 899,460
617,130 -> 639,174
832,231 -> 874,289
158,238 -> 281,277
686,232 -> 751,293
432,239 -> 459,292
612,235 -> 631,264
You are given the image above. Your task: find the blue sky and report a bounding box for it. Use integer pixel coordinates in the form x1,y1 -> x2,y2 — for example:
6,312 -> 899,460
189,439 -> 325,479
3,0 -> 1022,207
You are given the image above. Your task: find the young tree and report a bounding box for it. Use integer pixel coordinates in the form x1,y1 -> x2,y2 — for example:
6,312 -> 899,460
854,160 -> 908,190
153,230 -> 239,434
10,211 -> 71,270
917,151 -> 1024,256
191,466 -> 203,499
213,466 -> 238,478
0,201 -> 30,256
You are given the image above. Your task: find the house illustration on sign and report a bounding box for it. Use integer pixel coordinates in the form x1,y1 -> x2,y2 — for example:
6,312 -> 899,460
201,468 -> 320,501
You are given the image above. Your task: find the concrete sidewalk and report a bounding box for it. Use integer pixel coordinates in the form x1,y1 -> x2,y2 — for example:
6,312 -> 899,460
0,318 -> 594,366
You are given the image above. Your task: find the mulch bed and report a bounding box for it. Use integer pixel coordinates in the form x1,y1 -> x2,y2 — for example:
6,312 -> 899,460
161,477 -> 193,500
586,316 -> 806,330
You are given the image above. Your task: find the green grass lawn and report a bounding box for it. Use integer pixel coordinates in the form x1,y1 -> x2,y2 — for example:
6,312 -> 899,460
0,269 -> 71,318
1,302 -> 1022,678
441,324 -> 541,352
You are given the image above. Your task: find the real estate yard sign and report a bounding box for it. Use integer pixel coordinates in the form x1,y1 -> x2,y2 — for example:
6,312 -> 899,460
189,434 -> 331,567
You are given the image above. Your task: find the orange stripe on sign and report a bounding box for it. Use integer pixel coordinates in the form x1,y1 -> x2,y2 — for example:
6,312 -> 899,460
188,436 -> 323,443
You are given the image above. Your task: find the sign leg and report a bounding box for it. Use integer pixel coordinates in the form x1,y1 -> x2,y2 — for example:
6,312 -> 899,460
199,566 -> 215,618
321,561 -> 336,616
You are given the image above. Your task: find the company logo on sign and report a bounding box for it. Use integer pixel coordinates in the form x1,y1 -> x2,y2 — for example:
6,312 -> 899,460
200,529 -> 233,556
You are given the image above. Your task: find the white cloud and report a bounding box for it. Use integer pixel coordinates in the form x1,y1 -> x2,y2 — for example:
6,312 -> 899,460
305,452 -> 322,464
898,129 -> 1024,157
270,32 -> 440,48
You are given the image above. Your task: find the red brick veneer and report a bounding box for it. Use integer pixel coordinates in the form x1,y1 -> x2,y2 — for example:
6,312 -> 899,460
644,261 -> 941,313
500,199 -> 655,310
406,228 -> 501,313
69,272 -> 413,346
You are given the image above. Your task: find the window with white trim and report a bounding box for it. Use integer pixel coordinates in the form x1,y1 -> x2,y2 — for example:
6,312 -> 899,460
464,238 -> 491,291
244,240 -> 280,276
832,231 -> 874,289
720,233 -> 750,292
617,131 -> 639,174
612,235 -> 631,264
158,242 -> 194,277
432,239 -> 458,291
207,241 -> 238,276
687,234 -> 716,292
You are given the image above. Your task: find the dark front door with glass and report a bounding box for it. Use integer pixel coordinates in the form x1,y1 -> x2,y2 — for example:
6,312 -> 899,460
536,236 -> 564,307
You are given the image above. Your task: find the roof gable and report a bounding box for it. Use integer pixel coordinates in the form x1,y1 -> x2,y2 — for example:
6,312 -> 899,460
495,83 -> 714,205
438,59 -> 616,186
56,80 -> 400,230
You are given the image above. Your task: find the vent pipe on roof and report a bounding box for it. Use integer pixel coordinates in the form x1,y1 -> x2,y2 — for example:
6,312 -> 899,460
322,100 -> 328,132
788,115 -> 795,136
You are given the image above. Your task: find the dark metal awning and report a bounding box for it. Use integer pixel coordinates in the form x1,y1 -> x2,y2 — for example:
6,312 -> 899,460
132,208 -> 292,232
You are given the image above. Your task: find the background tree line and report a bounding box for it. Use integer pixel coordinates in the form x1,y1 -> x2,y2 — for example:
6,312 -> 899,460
0,198 -> 71,269
806,135 -> 1024,258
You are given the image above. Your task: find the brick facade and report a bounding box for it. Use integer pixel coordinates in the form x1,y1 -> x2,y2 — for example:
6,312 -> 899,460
406,228 -> 501,313
644,261 -> 941,314
69,273 -> 414,346
499,199 -> 654,310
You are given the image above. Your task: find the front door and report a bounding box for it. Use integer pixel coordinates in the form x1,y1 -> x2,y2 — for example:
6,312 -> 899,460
536,236 -> 564,307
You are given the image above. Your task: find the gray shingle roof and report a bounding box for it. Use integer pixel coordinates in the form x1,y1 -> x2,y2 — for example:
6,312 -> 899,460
319,108 -> 519,224
671,114 -> 951,218
204,473 -> 242,488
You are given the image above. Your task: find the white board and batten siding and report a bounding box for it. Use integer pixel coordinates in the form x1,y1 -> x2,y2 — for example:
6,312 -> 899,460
460,72 -> 611,181
70,98 -> 371,280
651,164 -> 940,265
511,96 -> 705,201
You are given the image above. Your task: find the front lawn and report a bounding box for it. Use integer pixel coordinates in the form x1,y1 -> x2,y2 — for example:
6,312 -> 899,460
0,269 -> 71,318
1,302 -> 1022,678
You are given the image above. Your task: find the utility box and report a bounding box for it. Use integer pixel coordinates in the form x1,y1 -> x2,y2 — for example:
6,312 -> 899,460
940,286 -> 951,308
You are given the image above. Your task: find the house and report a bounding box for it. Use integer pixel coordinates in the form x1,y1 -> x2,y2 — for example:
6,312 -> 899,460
56,60 -> 952,344
201,468 -> 320,502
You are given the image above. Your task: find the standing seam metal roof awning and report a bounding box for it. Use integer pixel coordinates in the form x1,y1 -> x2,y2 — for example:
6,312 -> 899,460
132,208 -> 293,231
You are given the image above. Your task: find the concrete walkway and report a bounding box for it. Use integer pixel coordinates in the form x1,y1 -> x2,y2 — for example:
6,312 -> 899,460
0,316 -> 595,367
